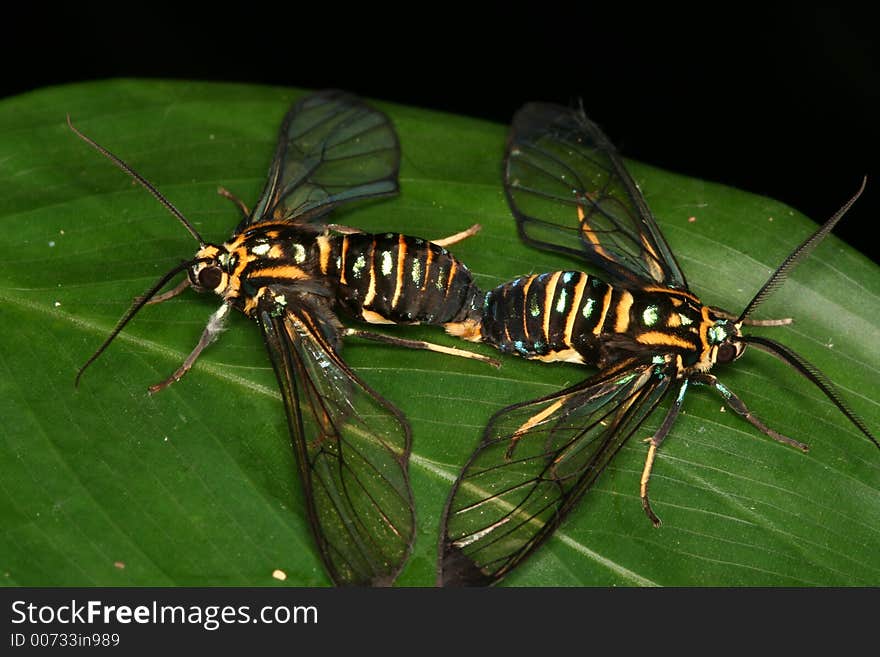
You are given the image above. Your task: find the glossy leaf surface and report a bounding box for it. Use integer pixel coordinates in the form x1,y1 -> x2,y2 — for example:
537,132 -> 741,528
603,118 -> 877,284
1,80 -> 877,586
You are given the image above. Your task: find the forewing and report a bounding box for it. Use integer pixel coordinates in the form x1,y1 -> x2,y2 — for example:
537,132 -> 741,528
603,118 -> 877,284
246,90 -> 400,227
259,301 -> 414,586
504,103 -> 686,288
439,358 -> 671,586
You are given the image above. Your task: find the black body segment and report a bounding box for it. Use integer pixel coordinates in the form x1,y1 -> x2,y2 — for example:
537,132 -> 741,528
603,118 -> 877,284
480,271 -> 707,368
320,232 -> 483,326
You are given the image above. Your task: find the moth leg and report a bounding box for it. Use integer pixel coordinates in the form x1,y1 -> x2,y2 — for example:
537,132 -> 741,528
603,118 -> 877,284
639,443 -> 661,527
343,328 -> 500,368
145,277 -> 191,305
693,373 -> 809,451
432,223 -> 481,247
148,303 -> 230,394
640,379 -> 689,527
217,186 -> 250,219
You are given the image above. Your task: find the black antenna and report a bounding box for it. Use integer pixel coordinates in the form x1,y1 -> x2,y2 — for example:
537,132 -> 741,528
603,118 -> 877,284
738,177 -> 866,323
75,257 -> 211,387
67,115 -> 205,246
740,334 -> 879,450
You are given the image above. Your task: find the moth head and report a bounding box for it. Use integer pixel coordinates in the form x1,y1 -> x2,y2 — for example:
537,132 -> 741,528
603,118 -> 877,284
707,319 -> 745,365
190,244 -> 231,294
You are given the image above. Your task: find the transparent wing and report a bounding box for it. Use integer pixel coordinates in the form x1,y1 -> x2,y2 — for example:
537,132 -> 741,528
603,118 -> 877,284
260,298 -> 414,586
504,103 -> 687,288
438,358 -> 671,586
246,90 -> 400,227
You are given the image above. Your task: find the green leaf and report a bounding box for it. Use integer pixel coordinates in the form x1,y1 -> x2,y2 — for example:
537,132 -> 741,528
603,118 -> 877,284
1,80 -> 878,587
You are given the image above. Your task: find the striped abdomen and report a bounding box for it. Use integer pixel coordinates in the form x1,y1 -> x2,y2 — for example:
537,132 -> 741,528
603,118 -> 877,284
480,271 -> 709,368
319,232 -> 482,326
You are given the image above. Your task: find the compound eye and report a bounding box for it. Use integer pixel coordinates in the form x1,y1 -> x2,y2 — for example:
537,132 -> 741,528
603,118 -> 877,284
716,342 -> 738,364
198,266 -> 223,290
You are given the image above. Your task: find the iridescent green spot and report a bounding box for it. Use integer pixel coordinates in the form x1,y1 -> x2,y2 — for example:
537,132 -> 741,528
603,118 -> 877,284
435,266 -> 446,290
582,297 -> 596,319
271,294 -> 287,317
642,305 -> 659,326
411,259 -> 421,284
555,288 -> 568,314
529,296 -> 541,317
218,252 -> 235,269
381,251 -> 393,276
708,323 -> 728,344
292,243 -> 306,263
678,313 -> 693,326
351,254 -> 366,279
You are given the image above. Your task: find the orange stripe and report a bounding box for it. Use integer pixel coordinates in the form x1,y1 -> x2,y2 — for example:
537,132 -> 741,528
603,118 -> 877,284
225,245 -> 252,299
698,305 -> 712,352
391,234 -> 406,309
520,275 -> 535,341
444,259 -> 457,298
640,285 -> 701,305
576,205 -> 611,261
640,234 -> 665,282
247,265 -> 308,281
542,272 -> 562,341
339,236 -> 350,285
420,248 -> 434,291
317,235 -> 331,275
363,239 -> 377,306
593,285 -> 613,335
512,398 -> 566,440
614,290 -> 634,333
564,273 -> 587,347
636,331 -> 695,350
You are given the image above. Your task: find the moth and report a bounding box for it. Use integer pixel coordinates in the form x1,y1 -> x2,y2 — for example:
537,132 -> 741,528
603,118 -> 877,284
438,103 -> 878,586
72,91 -> 489,586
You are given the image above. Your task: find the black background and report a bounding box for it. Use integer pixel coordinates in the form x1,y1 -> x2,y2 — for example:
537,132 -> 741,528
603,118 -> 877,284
5,5 -> 878,262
